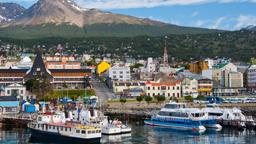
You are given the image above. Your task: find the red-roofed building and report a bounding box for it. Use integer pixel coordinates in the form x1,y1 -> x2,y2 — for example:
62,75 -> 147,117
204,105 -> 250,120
145,79 -> 181,98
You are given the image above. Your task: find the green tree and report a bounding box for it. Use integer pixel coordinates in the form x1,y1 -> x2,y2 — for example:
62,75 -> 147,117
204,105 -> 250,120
155,96 -> 166,104
87,89 -> 96,96
136,96 -> 143,105
184,96 -> 194,102
120,98 -> 127,105
144,96 -> 153,105
25,77 -> 53,101
195,95 -> 205,100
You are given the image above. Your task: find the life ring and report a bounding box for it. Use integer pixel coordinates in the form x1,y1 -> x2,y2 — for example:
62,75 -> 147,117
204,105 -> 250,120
31,114 -> 37,120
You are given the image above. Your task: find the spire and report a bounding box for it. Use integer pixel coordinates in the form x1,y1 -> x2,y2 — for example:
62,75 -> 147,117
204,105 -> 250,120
163,39 -> 168,67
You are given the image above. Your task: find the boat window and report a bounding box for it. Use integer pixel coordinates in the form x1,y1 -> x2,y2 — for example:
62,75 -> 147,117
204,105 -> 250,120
38,124 -> 40,128
61,127 -> 63,131
53,126 -> 55,129
65,128 -> 68,131
92,130 -> 95,134
88,131 -> 91,134
49,126 -> 51,129
81,130 -> 86,134
209,113 -> 222,116
76,130 -> 80,133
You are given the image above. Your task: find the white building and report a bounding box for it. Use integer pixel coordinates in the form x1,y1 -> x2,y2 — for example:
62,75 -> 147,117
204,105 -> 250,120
181,78 -> 198,98
141,57 -> 156,73
145,80 -> 181,98
248,65 -> 256,90
108,65 -> 131,81
112,81 -> 145,94
3,83 -> 30,100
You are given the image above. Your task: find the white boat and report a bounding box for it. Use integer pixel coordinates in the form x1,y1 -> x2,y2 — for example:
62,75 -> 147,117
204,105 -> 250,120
101,117 -> 131,135
203,104 -> 255,129
27,112 -> 102,143
145,102 -> 221,132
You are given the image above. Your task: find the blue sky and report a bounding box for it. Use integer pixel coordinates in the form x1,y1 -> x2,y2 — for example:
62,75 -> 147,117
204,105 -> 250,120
1,0 -> 256,30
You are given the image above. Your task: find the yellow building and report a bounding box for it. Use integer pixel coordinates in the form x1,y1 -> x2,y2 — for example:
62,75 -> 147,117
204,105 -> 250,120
189,60 -> 209,74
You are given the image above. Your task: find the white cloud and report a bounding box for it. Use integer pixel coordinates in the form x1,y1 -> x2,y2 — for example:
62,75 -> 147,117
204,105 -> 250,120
235,15 -> 256,28
211,16 -> 226,29
4,0 -> 256,9
191,11 -> 199,17
75,0 -> 256,9
194,20 -> 208,27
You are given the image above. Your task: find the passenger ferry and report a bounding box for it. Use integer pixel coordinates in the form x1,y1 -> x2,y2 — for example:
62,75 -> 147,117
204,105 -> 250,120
144,102 -> 221,132
27,112 -> 102,143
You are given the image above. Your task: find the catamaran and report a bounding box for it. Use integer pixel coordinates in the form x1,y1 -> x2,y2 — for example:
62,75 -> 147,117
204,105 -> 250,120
144,102 -> 222,132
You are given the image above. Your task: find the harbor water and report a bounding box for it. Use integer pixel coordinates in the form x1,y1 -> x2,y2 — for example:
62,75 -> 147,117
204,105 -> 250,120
1,123 -> 256,144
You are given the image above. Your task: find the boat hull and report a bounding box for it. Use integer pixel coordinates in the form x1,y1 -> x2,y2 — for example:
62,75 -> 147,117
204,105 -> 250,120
29,128 -> 101,144
144,120 -> 206,133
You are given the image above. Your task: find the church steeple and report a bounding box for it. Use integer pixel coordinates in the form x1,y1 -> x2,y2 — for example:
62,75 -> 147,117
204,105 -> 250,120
163,40 -> 168,67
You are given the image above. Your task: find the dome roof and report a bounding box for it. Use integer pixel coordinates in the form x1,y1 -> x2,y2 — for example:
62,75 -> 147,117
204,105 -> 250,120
21,56 -> 32,63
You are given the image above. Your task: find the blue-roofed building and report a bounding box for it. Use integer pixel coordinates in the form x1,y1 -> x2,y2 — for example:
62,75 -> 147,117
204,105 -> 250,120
0,96 -> 20,114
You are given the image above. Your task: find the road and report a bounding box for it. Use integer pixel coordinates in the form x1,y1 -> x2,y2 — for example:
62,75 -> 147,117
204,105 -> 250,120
91,77 -> 115,103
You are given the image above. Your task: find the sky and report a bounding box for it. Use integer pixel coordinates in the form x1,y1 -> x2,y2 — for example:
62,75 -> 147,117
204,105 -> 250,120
1,0 -> 256,30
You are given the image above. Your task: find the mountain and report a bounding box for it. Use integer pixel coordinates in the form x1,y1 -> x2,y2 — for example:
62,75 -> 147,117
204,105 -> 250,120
244,25 -> 256,31
0,0 -> 222,38
8,0 -> 166,27
0,3 -> 25,24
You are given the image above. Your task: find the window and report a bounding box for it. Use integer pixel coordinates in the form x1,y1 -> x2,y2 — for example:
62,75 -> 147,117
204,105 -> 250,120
173,87 -> 175,90
148,87 -> 150,90
20,90 -> 24,94
76,130 -> 80,133
81,130 -> 86,134
7,90 -> 10,95
177,87 -> 180,90
65,127 -> 68,131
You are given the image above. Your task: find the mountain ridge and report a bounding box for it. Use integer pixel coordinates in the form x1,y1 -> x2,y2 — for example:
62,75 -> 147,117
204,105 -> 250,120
0,0 -> 223,38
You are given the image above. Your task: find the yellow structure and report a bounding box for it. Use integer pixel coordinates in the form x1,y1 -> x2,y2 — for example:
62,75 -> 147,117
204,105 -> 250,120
97,61 -> 111,76
189,60 -> 209,74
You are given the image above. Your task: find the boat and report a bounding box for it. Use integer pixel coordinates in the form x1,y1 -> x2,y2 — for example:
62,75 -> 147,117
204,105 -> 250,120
101,117 -> 131,135
144,102 -> 221,132
203,104 -> 255,129
27,112 -> 102,143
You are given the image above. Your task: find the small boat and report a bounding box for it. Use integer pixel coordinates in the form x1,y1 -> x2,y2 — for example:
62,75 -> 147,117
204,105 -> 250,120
144,102 -> 220,132
27,112 -> 102,143
101,118 -> 131,135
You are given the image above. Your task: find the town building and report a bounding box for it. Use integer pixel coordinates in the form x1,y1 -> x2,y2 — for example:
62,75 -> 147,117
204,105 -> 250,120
141,57 -> 156,73
45,54 -> 81,69
247,65 -> 256,91
181,78 -> 198,98
158,42 -> 175,74
213,87 -> 239,96
145,73 -> 181,98
189,60 -> 209,74
107,65 -> 131,81
222,70 -> 243,88
0,96 -> 19,114
0,52 -> 91,90
112,81 -> 145,94
197,78 -> 213,96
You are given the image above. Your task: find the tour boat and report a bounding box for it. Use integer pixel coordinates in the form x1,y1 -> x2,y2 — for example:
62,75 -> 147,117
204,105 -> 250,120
144,102 -> 221,132
27,112 -> 102,143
